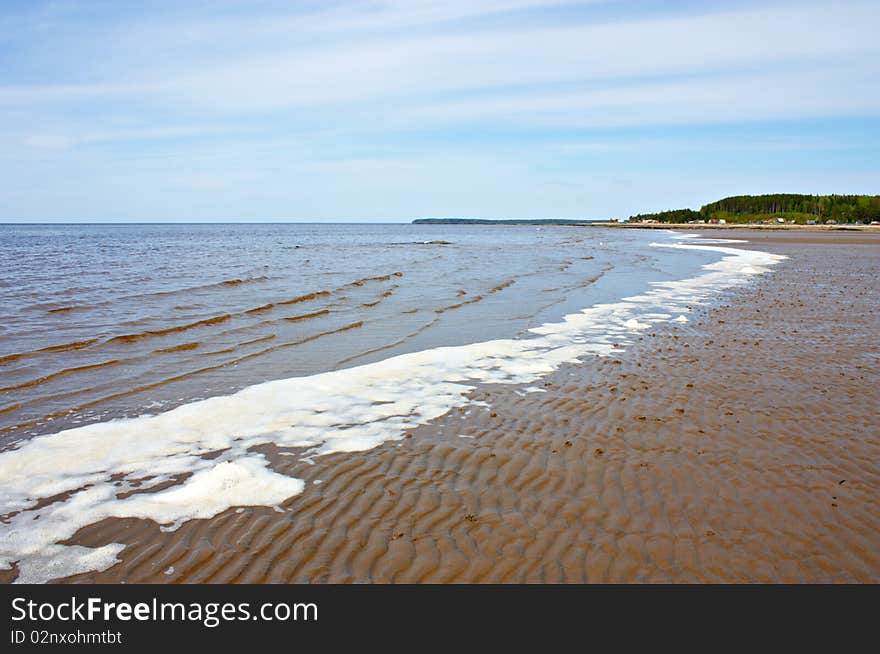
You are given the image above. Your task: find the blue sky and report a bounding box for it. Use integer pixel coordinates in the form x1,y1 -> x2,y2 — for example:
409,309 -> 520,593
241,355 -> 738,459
1,0 -> 878,222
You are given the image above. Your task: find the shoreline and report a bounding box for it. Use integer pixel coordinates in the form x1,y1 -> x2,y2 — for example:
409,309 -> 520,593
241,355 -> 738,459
1,231 -> 877,583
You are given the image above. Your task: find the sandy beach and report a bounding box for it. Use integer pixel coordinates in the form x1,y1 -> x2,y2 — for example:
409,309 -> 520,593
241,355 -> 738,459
1,229 -> 867,584
603,223 -> 880,236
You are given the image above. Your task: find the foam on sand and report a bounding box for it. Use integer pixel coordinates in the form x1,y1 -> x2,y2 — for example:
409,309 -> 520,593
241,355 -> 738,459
0,235 -> 785,583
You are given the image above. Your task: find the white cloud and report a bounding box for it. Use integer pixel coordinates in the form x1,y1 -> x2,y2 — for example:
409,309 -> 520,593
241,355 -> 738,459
146,0 -> 879,117
3,0 -> 878,123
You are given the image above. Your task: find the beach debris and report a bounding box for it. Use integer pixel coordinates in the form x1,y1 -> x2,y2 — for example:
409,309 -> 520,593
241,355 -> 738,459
593,448 -> 604,458
464,514 -> 478,523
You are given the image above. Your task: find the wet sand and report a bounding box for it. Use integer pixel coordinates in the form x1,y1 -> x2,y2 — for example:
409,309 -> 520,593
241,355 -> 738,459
3,231 -> 878,584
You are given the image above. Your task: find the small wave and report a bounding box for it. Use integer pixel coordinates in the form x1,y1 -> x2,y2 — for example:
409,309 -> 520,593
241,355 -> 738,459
221,276 -> 269,286
18,276 -> 395,361
154,342 -> 201,354
127,275 -> 271,299
0,321 -> 368,436
348,272 -> 403,287
198,333 -> 277,357
0,338 -> 100,366
244,303 -> 275,315
238,333 -> 277,347
0,402 -> 22,416
435,279 -> 515,314
337,317 -> 440,367
277,290 -> 331,306
107,314 -> 234,344
231,321 -> 365,366
362,287 -> 397,308
435,297 -> 483,314
26,276 -> 272,315
47,305 -> 89,314
105,293 -> 331,346
283,309 -> 330,323
389,241 -> 452,246
489,280 -> 515,293
0,359 -> 123,394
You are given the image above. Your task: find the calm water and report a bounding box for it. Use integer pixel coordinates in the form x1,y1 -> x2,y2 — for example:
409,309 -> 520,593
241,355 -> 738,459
0,223 -> 718,444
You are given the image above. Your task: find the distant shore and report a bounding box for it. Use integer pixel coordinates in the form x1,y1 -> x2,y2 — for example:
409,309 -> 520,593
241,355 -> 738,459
593,222 -> 880,232
412,218 -> 880,233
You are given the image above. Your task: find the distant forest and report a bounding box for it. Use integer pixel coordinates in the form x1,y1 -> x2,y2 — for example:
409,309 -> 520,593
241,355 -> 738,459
628,194 -> 880,225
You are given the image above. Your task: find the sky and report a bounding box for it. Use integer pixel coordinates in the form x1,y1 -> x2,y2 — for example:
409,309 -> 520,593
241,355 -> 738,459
0,0 -> 878,222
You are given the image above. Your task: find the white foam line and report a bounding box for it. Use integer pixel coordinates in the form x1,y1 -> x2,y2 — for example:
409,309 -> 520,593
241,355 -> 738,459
0,235 -> 785,583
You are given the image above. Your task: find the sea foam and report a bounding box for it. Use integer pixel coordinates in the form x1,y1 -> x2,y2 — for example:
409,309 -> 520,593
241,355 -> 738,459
0,235 -> 785,583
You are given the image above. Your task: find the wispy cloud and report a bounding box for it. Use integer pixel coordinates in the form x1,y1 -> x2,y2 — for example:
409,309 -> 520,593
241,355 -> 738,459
418,63 -> 880,128
18,123 -> 241,150
6,1 -> 878,115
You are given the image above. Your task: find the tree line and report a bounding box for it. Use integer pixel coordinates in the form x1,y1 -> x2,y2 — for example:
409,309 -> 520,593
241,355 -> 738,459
628,194 -> 880,224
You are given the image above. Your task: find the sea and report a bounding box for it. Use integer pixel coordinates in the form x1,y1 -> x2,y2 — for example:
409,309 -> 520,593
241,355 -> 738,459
0,223 -> 785,582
